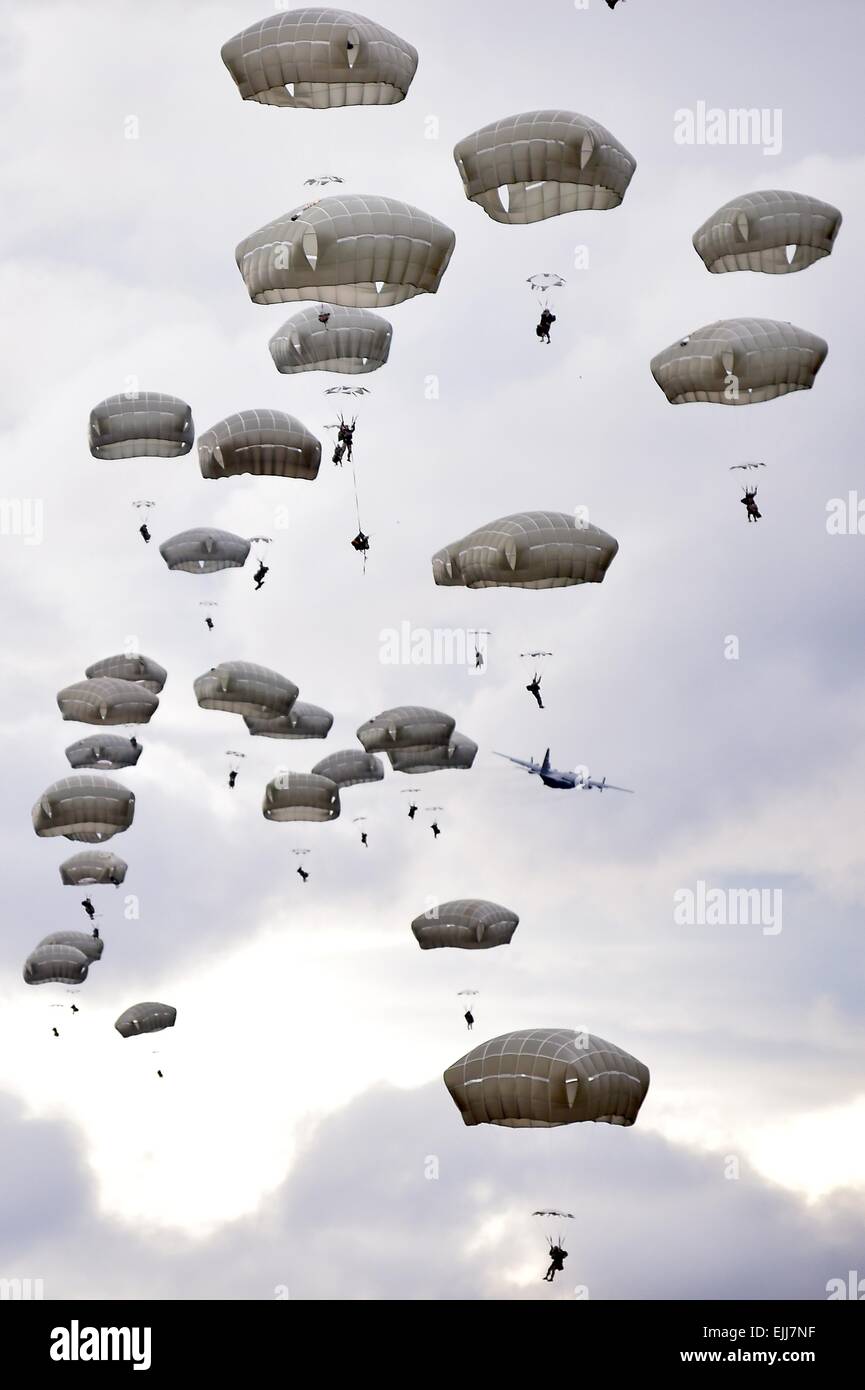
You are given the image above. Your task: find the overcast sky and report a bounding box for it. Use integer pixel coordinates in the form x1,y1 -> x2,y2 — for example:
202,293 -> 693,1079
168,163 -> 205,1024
1,0 -> 863,1301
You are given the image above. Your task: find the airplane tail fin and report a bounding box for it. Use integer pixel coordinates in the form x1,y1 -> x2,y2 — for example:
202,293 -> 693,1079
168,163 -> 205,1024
541,749 -> 551,773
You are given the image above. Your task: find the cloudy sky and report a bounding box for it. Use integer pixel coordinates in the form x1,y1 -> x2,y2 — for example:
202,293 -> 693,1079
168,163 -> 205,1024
1,0 -> 863,1300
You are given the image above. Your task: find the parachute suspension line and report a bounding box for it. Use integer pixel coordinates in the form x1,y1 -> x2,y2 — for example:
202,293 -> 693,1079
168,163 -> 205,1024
351,458 -> 367,573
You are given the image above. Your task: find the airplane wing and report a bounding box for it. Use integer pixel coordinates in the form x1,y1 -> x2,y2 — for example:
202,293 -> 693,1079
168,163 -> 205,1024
602,783 -> 635,794
493,751 -> 536,771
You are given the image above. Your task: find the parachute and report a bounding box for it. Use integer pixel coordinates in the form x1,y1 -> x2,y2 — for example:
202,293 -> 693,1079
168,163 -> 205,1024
527,273 -> 566,313
85,653 -> 166,693
311,750 -> 384,789
56,678 -> 159,726
244,702 -> 334,740
65,734 -> 142,770
221,9 -> 418,109
198,410 -> 321,481
521,649 -> 553,676
38,932 -> 104,962
533,1209 -> 575,1252
650,318 -> 828,406
32,775 -> 135,843
225,749 -> 246,775
88,392 -> 194,459
433,511 -> 619,590
59,850 -> 127,886
412,900 -> 519,950
357,707 -> 455,755
693,190 -> 842,275
389,732 -> 477,773
235,195 -> 456,308
263,772 -> 341,822
248,535 -> 272,561
200,601 -> 218,629
24,943 -> 90,986
527,273 -> 566,295
132,499 -> 155,534
115,1003 -> 177,1038
194,662 -> 299,719
453,111 -> 636,224
159,528 -> 251,573
269,306 -> 392,375
444,1028 -> 650,1128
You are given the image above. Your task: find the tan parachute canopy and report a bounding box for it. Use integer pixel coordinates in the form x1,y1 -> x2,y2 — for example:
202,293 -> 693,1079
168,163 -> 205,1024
24,943 -> 90,985
263,772 -> 341,821
32,775 -> 135,843
221,8 -> 418,109
244,702 -> 333,739
444,1028 -> 650,1128
357,706 -> 455,754
115,1003 -> 177,1038
88,392 -> 194,459
159,528 -> 251,573
693,190 -> 842,275
56,678 -> 159,726
39,932 -> 104,962
433,510 -> 619,590
198,410 -> 321,481
454,110 -> 636,224
412,900 -> 519,950
85,653 -> 167,693
235,195 -> 455,307
651,318 -> 828,405
390,731 -> 477,772
269,306 -> 392,375
310,749 -> 384,788
65,734 -> 142,771
194,662 -> 299,719
59,850 -> 127,886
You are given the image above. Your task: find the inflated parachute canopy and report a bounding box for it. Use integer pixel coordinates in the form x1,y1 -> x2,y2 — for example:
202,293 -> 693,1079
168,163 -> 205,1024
85,653 -> 167,694
244,701 -> 333,739
198,410 -> 321,481
59,850 -> 127,886
263,772 -> 341,821
693,190 -> 842,275
444,1028 -> 650,1128
115,1002 -> 177,1038
311,749 -> 384,788
32,775 -> 135,843
221,7 -> 418,109
39,931 -> 104,962
56,678 -> 159,726
412,899 -> 519,951
433,511 -> 618,590
453,110 -> 636,224
65,734 -> 142,771
160,528 -> 251,574
269,305 -> 392,375
88,392 -> 194,459
651,318 -> 828,406
194,662 -> 299,719
24,943 -> 90,986
389,731 -> 478,773
236,195 -> 456,308
357,706 -> 455,754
